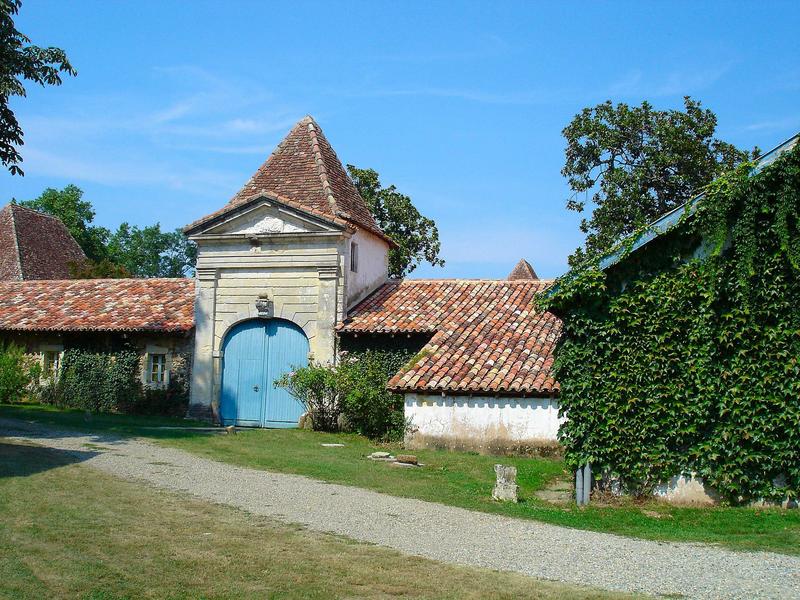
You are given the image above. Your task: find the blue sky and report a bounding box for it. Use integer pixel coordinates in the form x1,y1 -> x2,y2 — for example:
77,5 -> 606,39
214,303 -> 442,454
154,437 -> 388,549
3,1 -> 799,279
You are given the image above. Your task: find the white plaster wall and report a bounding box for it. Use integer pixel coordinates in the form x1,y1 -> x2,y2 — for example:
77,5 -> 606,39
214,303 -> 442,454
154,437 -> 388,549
405,393 -> 563,449
345,228 -> 389,308
653,474 -> 719,505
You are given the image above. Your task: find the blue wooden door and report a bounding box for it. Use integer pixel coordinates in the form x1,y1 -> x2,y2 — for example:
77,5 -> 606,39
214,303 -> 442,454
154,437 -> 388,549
220,319 -> 309,428
263,320 -> 309,427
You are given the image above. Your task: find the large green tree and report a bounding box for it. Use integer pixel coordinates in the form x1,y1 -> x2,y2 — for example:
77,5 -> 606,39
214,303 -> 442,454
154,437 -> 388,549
562,96 -> 753,266
108,223 -> 196,278
19,184 -> 196,278
19,184 -> 110,261
1,1 -> 76,175
347,165 -> 444,278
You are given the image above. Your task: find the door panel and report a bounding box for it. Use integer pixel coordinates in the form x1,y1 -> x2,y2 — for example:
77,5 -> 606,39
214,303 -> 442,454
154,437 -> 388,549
220,320 -> 266,426
235,358 -> 264,425
263,320 -> 309,426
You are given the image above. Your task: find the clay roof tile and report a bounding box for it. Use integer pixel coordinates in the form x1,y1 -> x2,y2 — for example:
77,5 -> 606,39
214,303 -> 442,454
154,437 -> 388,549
340,279 -> 561,395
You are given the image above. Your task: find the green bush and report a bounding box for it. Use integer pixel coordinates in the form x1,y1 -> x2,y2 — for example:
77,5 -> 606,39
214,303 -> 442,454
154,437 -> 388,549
338,350 -> 411,441
0,343 -> 41,403
275,363 -> 341,432
275,349 -> 411,439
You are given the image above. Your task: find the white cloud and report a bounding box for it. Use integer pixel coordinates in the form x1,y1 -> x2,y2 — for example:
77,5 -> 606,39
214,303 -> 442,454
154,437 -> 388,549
603,64 -> 731,100
329,62 -> 731,107
21,147 -> 240,196
10,66 -> 305,190
745,116 -> 800,132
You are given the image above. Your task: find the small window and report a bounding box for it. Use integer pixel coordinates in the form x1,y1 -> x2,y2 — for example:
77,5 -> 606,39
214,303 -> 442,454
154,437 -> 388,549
43,350 -> 61,379
350,241 -> 359,273
148,353 -> 167,385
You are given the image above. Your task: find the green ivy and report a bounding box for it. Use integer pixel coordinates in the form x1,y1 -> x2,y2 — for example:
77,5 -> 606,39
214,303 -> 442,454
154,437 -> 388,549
54,348 -> 142,412
39,348 -> 189,416
543,145 -> 800,503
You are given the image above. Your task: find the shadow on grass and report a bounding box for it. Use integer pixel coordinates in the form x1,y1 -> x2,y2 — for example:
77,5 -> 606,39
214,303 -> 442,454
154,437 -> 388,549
0,441 -> 99,479
0,403 -> 220,443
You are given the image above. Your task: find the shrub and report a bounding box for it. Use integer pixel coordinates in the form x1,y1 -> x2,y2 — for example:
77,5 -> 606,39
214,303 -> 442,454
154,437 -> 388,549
338,350 -> 411,441
275,363 -> 342,432
275,349 -> 411,439
0,343 -> 41,403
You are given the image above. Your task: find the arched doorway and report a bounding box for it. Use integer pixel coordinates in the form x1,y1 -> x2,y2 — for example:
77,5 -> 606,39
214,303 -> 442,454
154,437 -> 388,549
220,318 -> 309,427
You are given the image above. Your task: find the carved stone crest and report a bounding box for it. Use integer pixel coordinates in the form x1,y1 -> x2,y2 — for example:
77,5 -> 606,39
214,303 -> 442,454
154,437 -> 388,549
255,294 -> 273,316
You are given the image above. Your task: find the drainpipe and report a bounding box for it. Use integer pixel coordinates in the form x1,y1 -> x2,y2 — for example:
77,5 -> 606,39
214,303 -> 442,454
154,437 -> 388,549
576,463 -> 592,506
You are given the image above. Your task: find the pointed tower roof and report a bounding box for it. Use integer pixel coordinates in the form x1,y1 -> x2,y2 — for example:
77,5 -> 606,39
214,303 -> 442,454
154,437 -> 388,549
507,258 -> 538,280
0,203 -> 86,280
186,116 -> 391,243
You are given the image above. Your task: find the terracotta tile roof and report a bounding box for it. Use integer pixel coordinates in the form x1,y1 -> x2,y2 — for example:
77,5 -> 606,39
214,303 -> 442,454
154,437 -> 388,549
185,116 -> 394,245
0,278 -> 195,332
0,204 -> 86,280
340,279 -> 561,395
507,258 -> 538,280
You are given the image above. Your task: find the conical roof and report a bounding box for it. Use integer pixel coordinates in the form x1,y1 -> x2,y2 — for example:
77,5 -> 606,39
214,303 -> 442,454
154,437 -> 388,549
0,203 -> 86,280
507,258 -> 538,280
186,116 -> 390,242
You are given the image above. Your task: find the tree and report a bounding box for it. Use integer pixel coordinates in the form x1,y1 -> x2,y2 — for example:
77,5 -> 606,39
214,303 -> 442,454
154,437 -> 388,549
562,96 -> 753,266
19,184 -> 110,261
68,258 -> 131,279
347,165 -> 444,278
107,223 -> 196,278
1,1 -> 76,175
20,184 -> 196,278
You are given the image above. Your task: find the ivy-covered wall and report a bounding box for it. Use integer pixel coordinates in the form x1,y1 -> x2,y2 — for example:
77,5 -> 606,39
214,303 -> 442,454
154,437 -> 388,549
0,330 -> 193,417
544,143 -> 800,503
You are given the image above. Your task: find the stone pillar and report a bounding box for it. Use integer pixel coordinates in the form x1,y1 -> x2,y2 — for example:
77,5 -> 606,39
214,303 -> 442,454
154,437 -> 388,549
188,267 -> 218,420
315,265 -> 338,365
492,465 -> 519,502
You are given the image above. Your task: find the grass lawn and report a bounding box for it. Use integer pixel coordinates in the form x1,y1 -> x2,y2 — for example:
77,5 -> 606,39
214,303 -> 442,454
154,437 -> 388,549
0,439 -> 630,600
3,403 -> 799,556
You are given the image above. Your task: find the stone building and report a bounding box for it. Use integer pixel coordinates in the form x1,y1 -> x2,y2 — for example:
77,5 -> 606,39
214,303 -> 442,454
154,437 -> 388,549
338,275 -> 563,451
0,278 -> 194,389
180,116 -> 562,442
182,116 -> 395,424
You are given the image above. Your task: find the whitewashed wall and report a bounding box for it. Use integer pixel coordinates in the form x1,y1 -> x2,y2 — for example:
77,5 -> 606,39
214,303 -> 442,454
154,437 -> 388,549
404,393 -> 563,450
344,228 -> 389,308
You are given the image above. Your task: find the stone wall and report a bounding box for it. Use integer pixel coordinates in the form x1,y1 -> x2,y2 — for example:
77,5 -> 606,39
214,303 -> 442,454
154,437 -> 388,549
0,329 -> 194,401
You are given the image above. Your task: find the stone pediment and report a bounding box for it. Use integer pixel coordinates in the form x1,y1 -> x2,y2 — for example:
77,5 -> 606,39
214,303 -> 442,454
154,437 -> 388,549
196,198 -> 344,237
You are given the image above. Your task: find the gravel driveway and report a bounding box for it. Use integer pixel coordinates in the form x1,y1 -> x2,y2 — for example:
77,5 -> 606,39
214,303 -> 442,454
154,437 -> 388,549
2,417 -> 799,600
